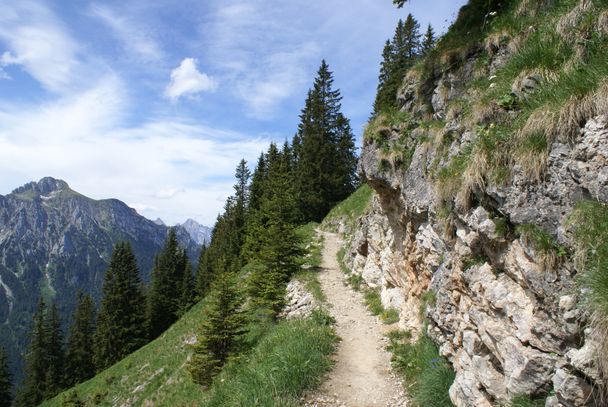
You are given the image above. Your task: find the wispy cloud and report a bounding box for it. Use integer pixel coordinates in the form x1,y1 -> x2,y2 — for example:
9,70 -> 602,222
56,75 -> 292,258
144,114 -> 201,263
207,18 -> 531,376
0,0 -> 81,93
89,3 -> 164,61
0,76 -> 272,224
164,58 -> 217,102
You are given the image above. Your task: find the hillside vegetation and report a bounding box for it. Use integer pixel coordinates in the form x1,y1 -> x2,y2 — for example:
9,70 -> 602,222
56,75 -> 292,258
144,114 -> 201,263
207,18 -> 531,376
42,224 -> 336,407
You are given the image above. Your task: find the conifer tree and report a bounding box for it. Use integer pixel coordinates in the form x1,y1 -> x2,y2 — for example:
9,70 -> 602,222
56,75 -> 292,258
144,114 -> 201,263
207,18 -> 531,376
402,14 -> 421,60
65,292 -> 96,387
44,303 -> 65,399
188,264 -> 247,387
195,245 -> 213,300
373,15 -> 422,114
147,229 -> 186,339
245,143 -> 304,316
0,347 -> 12,407
248,153 -> 267,213
295,60 -> 357,222
94,242 -> 147,371
178,255 -> 195,316
15,298 -> 48,406
422,23 -> 436,55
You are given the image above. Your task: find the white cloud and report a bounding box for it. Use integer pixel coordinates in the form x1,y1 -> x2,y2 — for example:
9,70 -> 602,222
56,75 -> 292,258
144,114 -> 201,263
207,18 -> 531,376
164,58 -> 217,102
154,188 -> 185,199
0,0 -> 82,93
89,4 -> 164,61
0,76 -> 271,225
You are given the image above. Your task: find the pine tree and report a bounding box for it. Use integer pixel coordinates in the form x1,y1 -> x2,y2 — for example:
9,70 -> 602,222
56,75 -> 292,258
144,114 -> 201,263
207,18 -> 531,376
373,15 -> 422,114
178,253 -> 195,316
295,60 -> 357,222
44,303 -> 65,399
245,143 -> 304,317
15,298 -> 48,406
65,292 -> 96,387
0,347 -> 12,407
147,229 -> 185,339
188,265 -> 247,387
402,14 -> 421,60
195,245 -> 213,300
248,153 -> 267,213
422,23 -> 436,56
94,242 -> 147,371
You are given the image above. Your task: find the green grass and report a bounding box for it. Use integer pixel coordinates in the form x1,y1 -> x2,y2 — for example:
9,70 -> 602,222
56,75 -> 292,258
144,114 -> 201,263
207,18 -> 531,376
44,302 -> 338,407
363,288 -> 400,325
204,314 -> 338,407
44,221 -> 335,407
41,299 -> 210,407
387,330 -> 455,407
294,222 -> 326,302
507,394 -> 547,407
570,201 -> 608,316
516,224 -> 566,264
322,185 -> 374,232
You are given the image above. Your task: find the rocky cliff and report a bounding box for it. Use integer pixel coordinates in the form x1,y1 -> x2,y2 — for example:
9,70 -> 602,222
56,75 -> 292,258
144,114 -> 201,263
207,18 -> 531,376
339,1 -> 608,406
0,177 -> 200,379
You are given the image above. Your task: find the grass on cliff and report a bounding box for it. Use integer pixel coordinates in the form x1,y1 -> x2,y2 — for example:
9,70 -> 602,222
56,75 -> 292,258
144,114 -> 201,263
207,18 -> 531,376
387,330 -> 455,407
44,224 -> 336,407
322,184 -> 374,231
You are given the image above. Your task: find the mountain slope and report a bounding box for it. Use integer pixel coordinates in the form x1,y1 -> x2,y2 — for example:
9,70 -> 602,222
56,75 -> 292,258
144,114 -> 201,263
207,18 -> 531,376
42,224 -> 337,407
0,177 -> 199,380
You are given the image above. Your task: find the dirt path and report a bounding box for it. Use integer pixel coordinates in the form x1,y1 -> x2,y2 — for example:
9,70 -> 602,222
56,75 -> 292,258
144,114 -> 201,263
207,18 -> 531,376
305,231 -> 407,407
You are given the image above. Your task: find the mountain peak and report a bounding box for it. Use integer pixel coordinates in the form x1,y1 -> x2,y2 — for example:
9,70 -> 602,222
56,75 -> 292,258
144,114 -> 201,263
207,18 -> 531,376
11,177 -> 71,196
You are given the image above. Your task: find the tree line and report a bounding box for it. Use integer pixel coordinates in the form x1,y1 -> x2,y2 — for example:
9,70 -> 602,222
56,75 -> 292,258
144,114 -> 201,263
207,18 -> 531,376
0,60 -> 357,404
373,13 -> 436,115
6,229 -> 202,406
188,60 -> 357,387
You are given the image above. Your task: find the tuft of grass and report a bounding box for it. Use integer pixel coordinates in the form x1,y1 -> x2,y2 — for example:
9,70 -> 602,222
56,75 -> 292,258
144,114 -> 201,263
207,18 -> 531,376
346,273 -> 364,291
363,288 -> 400,325
507,394 -> 546,407
364,289 -> 385,316
516,224 -> 566,270
204,316 -> 338,407
381,308 -> 400,325
570,200 -> 608,395
387,331 -> 455,407
294,222 -> 325,302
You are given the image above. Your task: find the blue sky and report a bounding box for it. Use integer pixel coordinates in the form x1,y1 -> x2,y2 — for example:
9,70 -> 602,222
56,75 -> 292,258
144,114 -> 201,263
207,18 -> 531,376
0,0 -> 467,226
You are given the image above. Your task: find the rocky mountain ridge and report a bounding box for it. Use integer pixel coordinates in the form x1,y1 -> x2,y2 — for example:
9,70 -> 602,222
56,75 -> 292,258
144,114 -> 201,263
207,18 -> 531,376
0,177 -> 201,379
337,1 -> 608,406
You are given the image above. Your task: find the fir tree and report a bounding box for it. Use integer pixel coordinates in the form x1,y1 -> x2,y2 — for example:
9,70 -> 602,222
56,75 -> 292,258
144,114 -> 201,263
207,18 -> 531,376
65,292 -> 96,387
188,265 -> 247,387
0,347 -> 12,407
94,242 -> 147,371
15,298 -> 48,406
248,153 -> 267,213
402,14 -> 421,60
295,60 -> 357,222
147,229 -> 185,339
44,303 -> 65,399
422,23 -> 436,55
195,245 -> 213,300
178,254 -> 195,316
373,15 -> 422,114
245,143 -> 304,317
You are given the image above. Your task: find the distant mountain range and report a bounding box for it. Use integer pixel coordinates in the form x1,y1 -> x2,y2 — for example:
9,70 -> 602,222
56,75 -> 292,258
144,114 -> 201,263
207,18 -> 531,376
0,177 -> 209,380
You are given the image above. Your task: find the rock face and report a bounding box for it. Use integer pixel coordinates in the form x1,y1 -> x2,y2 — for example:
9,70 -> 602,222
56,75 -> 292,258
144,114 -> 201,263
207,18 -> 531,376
179,218 -> 212,246
339,19 -> 606,407
0,177 -> 200,380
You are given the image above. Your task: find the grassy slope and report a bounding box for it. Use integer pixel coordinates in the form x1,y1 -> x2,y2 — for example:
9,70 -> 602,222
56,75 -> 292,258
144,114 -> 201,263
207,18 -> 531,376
43,223 -> 336,407
321,184 -> 374,232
